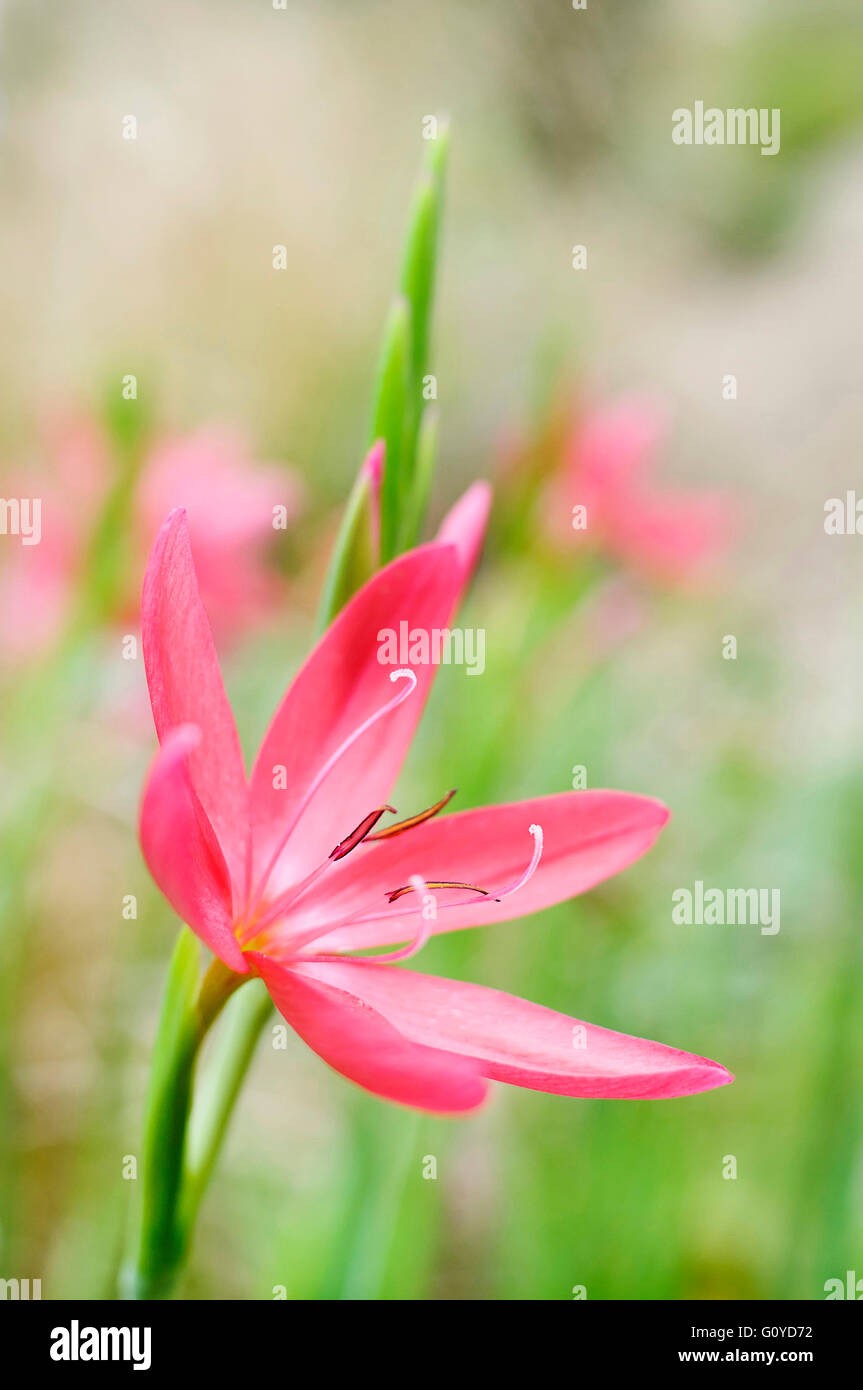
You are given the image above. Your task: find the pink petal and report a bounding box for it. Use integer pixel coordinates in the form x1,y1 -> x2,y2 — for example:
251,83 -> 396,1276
248,952 -> 487,1113
248,543 -> 462,898
362,438 -> 385,491
574,398 -> 665,500
44,411 -> 110,523
436,481 -> 492,592
139,726 -> 248,973
142,509 -> 249,896
0,518 -> 72,656
360,439 -> 385,557
289,790 -> 668,953
288,959 -> 733,1100
610,494 -> 732,583
547,398 -> 665,551
141,429 -> 301,548
559,398 -> 733,583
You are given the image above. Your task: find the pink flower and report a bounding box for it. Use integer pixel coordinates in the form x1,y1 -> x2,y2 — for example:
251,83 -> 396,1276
138,428 -> 300,636
139,500 -> 732,1113
547,398 -> 732,584
0,416 -> 299,654
0,416 -> 105,656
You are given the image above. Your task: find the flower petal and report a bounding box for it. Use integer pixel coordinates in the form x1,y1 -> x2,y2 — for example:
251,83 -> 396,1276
139,726 -> 248,973
436,480 -> 492,592
248,952 -> 487,1113
142,509 -> 249,895
573,398 -> 664,499
611,494 -> 732,583
289,790 -> 669,953
288,959 -> 733,1100
248,542 -> 462,897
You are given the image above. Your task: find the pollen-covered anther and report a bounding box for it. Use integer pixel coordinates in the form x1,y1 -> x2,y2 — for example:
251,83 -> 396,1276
366,789 -> 457,840
330,805 -> 396,861
386,880 -> 493,904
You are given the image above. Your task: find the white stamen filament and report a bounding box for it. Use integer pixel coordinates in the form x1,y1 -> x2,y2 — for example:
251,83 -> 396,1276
493,823 -> 544,899
363,875 -> 435,962
254,823 -> 545,962
244,668 -> 418,922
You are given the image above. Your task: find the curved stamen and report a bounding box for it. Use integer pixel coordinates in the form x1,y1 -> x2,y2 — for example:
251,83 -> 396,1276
249,823 -> 545,961
493,823 -> 544,899
385,880 -> 491,904
366,789 -> 457,841
384,825 -> 542,907
238,804 -> 395,943
249,880 -> 490,959
364,875 -> 436,962
245,668 -> 418,919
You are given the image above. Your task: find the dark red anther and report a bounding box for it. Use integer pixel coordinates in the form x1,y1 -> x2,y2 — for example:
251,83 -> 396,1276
330,805 -> 396,861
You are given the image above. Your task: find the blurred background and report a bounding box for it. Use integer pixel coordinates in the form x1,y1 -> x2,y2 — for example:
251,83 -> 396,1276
1,0 -> 862,1299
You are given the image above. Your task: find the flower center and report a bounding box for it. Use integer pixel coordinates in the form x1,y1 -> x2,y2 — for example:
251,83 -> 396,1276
243,667 -> 418,922
241,814 -> 544,967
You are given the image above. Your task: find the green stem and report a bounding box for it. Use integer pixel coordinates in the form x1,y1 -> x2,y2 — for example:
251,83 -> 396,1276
182,981 -> 274,1232
120,934 -> 247,1299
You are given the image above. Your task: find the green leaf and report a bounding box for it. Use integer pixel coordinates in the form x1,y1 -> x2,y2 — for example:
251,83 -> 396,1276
316,449 -> 381,633
76,383 -> 151,629
402,406 -> 438,549
398,125 -> 448,528
317,126 -> 450,620
370,296 -> 411,563
401,124 -> 448,378
400,175 -> 437,386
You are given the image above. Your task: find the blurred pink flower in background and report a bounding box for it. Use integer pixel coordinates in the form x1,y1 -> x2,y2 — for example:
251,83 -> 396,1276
0,414 -> 301,655
545,397 -> 733,584
0,415 -> 104,655
139,429 -> 301,634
